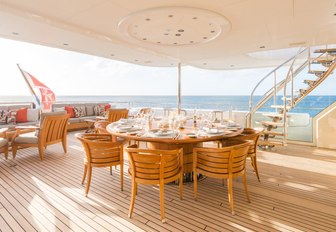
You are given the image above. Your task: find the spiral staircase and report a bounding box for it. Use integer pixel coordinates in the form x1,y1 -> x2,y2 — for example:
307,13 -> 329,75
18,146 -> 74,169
247,47 -> 336,148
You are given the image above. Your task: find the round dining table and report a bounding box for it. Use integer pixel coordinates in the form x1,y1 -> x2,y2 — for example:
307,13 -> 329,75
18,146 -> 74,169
106,120 -> 243,175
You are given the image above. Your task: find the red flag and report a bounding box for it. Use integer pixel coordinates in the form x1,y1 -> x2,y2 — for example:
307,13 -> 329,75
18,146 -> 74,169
22,70 -> 56,111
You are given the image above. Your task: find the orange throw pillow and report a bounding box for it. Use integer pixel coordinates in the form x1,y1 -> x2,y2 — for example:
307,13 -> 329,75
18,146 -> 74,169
16,108 -> 28,123
65,106 -> 75,118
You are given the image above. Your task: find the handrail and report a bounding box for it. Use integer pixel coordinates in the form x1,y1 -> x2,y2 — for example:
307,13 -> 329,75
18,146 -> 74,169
247,47 -> 308,126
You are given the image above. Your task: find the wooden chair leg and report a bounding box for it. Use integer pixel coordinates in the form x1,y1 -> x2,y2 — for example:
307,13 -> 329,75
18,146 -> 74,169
227,177 -> 235,215
120,163 -> 124,191
12,144 -> 17,159
128,179 -> 137,218
85,167 -> 92,197
110,166 -> 112,175
193,171 -> 198,199
82,164 -> 88,185
251,156 -> 260,182
62,138 -> 67,153
159,180 -> 165,223
4,145 -> 8,160
38,146 -> 44,160
179,172 -> 183,200
242,172 -> 251,203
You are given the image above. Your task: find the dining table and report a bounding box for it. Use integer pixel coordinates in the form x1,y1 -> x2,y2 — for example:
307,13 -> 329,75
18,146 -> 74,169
106,118 -> 243,176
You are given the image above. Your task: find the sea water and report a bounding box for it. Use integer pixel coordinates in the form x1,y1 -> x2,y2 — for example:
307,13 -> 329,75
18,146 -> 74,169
0,95 -> 335,117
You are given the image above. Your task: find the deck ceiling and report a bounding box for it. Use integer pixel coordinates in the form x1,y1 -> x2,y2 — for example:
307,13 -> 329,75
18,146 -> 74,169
0,0 -> 335,70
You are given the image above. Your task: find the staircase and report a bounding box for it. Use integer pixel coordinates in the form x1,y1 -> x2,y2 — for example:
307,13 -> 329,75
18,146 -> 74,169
246,46 -> 336,148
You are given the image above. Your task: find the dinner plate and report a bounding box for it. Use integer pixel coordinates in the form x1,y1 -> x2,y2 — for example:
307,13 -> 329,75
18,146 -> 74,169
154,130 -> 175,137
186,133 -> 197,138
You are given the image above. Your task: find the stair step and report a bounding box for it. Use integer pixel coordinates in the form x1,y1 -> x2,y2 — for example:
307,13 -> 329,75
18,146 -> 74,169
312,59 -> 334,67
271,105 -> 291,110
308,70 -> 325,77
260,121 -> 284,127
262,113 -> 284,118
314,48 -> 336,54
258,140 -> 285,146
303,79 -> 317,87
262,131 -> 284,136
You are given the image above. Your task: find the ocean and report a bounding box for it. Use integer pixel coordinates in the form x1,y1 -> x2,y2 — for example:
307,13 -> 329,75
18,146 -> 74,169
0,95 -> 335,117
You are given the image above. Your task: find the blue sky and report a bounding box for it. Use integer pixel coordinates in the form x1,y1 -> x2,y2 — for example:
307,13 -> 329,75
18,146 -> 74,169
0,37 -> 334,97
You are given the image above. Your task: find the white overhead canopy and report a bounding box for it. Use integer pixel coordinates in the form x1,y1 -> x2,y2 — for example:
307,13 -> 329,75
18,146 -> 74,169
0,0 -> 335,69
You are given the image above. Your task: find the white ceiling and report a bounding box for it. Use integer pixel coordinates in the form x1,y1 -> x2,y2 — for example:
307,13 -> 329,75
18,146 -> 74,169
0,0 -> 335,69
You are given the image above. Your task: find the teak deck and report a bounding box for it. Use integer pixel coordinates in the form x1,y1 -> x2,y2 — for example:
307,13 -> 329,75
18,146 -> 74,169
0,132 -> 335,231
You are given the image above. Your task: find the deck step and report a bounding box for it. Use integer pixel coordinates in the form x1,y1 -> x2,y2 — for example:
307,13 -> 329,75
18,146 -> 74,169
308,70 -> 325,77
260,121 -> 284,127
314,48 -> 336,54
262,113 -> 284,119
303,79 -> 317,87
258,140 -> 285,146
271,105 -> 291,110
262,131 -> 284,136
312,59 -> 334,67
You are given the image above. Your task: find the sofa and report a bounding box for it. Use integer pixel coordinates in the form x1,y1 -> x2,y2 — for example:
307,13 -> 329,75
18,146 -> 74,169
51,102 -> 113,131
0,103 -> 39,129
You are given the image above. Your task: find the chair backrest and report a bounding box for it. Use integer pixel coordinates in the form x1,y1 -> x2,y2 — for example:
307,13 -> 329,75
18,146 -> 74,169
94,121 -> 109,134
226,128 -> 263,156
39,114 -> 69,144
193,140 -> 251,179
107,108 -> 129,122
76,133 -> 123,167
126,145 -> 183,184
137,108 -> 152,115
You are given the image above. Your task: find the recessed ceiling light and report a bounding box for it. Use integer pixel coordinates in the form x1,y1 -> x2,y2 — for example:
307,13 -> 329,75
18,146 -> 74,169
192,17 -> 198,19
175,34 -> 181,36
259,46 -> 265,48
134,59 -> 139,62
334,13 -> 336,16
168,15 -> 173,18
144,61 -> 152,63
145,18 -> 151,21
203,63 -> 207,65
63,43 -> 68,46
12,32 -> 19,35
210,30 -> 215,33
143,38 -> 147,40
110,54 -> 115,56
178,29 -> 184,32
164,33 -> 169,36
157,41 -> 161,44
230,65 -> 234,67
190,41 -> 194,43
173,42 -> 178,45
203,37 -> 207,39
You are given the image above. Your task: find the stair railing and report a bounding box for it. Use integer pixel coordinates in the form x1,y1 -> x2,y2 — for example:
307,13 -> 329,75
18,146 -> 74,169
247,47 -> 309,127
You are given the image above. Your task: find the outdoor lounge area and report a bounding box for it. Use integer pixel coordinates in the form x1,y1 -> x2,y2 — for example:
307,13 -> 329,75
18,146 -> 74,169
0,131 -> 335,231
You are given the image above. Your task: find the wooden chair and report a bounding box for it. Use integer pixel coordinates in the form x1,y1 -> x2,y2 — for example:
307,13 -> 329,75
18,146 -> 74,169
193,140 -> 251,214
94,120 -> 109,134
107,108 -> 129,122
136,108 -> 152,116
126,144 -> 183,223
225,128 -> 263,181
12,113 -> 69,160
0,128 -> 9,160
76,133 -> 124,197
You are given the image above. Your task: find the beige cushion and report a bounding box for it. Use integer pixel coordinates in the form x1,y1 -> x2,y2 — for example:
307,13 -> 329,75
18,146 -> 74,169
0,138 -> 8,147
13,132 -> 38,144
27,109 -> 39,122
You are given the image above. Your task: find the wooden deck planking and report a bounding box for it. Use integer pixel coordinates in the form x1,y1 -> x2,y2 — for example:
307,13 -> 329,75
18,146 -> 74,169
0,132 -> 335,232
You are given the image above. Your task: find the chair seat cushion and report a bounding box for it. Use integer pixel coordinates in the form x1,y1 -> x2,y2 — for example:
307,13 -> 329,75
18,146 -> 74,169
14,132 -> 38,144
0,138 -> 8,147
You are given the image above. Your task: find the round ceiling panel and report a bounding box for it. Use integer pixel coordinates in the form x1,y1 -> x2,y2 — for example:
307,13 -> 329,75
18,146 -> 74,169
118,7 -> 231,46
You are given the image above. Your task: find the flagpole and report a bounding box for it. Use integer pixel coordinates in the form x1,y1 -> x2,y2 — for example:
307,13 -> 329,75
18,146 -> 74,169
17,64 -> 41,106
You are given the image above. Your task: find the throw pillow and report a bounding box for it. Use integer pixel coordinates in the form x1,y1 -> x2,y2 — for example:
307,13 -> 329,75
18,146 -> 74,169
0,110 -> 8,125
105,104 -> 111,111
16,108 -> 28,123
94,104 -> 106,116
73,106 -> 86,118
65,106 -> 75,118
27,109 -> 40,122
6,111 -> 16,124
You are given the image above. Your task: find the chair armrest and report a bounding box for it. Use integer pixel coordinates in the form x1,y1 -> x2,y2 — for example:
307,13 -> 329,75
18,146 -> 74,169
0,128 -> 8,138
11,125 -> 40,140
96,116 -> 107,121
